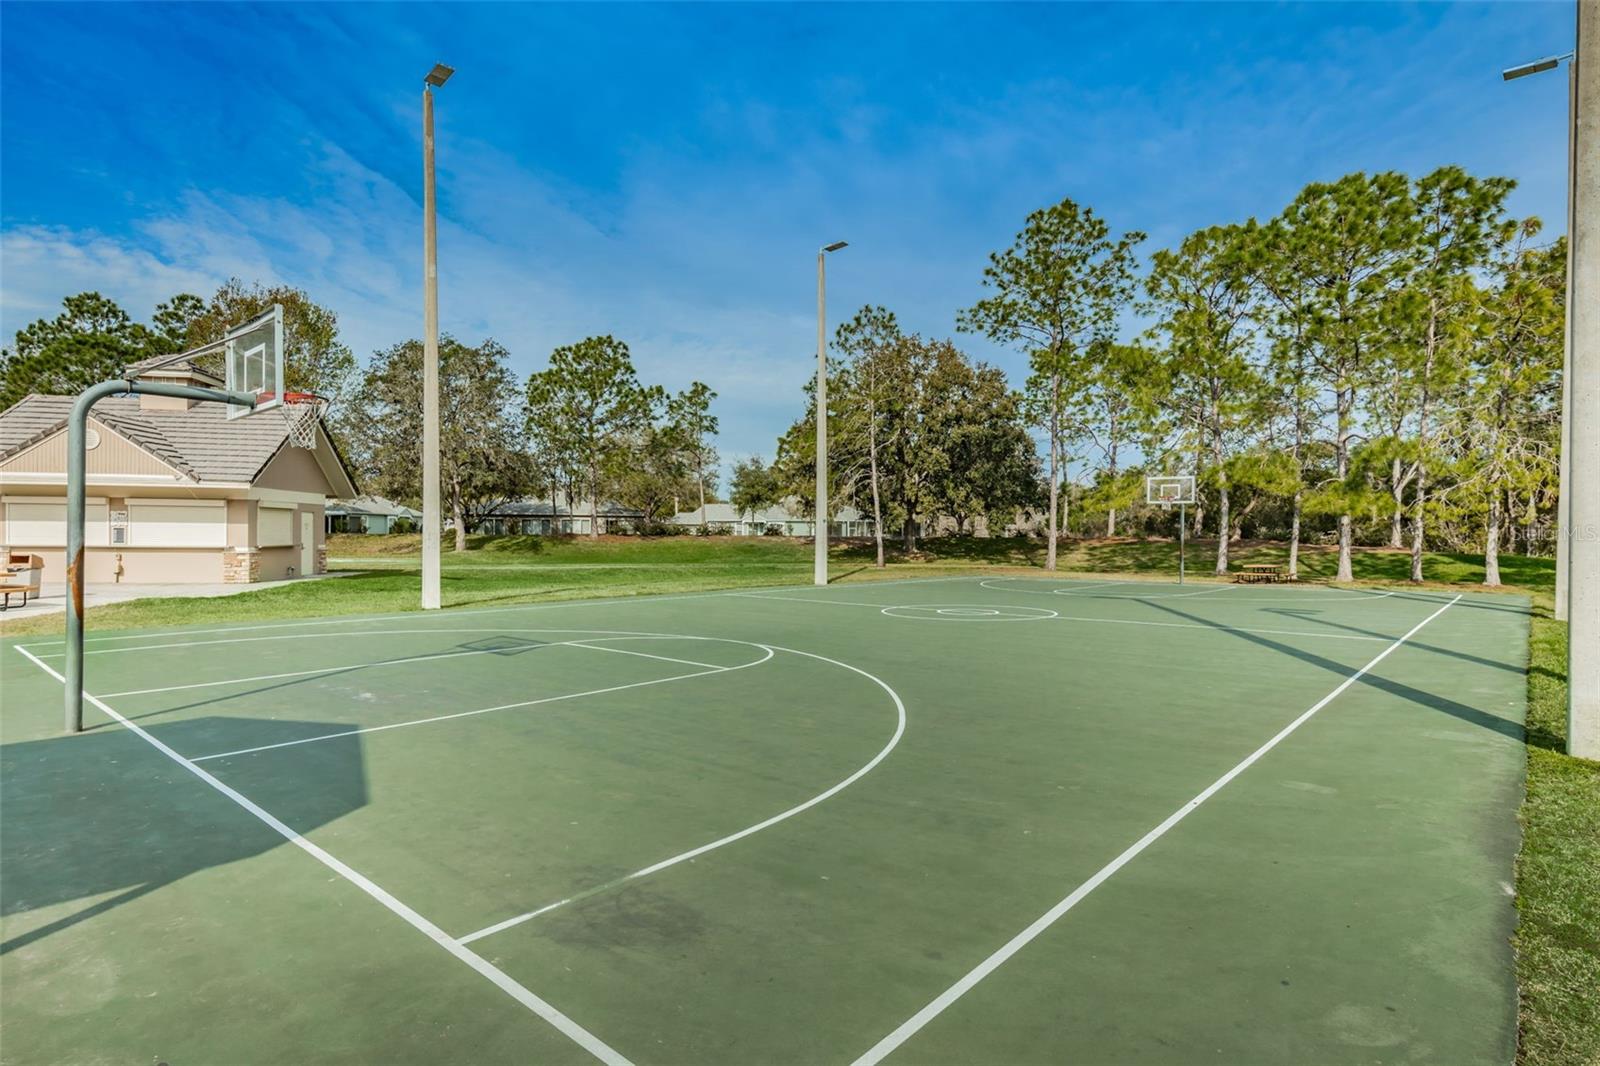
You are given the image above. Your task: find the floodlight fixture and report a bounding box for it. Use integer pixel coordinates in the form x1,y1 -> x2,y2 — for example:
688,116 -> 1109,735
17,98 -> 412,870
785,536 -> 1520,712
822,241 -> 848,253
1501,53 -> 1571,80
426,63 -> 455,87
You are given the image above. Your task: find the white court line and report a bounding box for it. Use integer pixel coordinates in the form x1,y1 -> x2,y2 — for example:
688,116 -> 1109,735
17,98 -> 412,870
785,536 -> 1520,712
190,647 -> 775,762
1045,580 -> 1127,595
458,643 -> 909,945
95,636 -> 728,700
1050,614 -> 1387,642
1154,583 -> 1240,599
978,577 -> 1402,605
729,592 -> 892,608
732,593 -> 1386,642
18,574 -> 984,651
850,594 -> 1462,1066
97,644 -> 550,699
564,641 -> 723,671
12,645 -> 633,1066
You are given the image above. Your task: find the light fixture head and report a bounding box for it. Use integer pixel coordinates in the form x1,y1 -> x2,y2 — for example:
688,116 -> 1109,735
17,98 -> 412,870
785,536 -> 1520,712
822,241 -> 848,253
426,63 -> 455,87
1501,54 -> 1567,81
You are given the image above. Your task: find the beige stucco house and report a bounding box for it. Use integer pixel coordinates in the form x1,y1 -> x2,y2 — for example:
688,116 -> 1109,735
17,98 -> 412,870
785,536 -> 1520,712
0,358 -> 357,585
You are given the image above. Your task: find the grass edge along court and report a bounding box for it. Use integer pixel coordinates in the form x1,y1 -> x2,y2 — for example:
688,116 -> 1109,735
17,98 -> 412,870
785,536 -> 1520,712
2,572 -> 1561,1064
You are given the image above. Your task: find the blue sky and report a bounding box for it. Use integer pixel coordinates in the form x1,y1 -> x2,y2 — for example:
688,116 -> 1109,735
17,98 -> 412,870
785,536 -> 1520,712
0,2 -> 1576,479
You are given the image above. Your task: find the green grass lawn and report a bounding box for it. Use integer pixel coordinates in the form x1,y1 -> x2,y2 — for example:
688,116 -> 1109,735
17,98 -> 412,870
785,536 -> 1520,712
1516,600 -> 1600,1066
3,530 -> 1592,1063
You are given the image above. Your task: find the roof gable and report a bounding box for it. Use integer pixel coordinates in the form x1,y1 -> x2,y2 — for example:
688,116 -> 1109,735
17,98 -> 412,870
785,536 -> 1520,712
0,393 -> 357,492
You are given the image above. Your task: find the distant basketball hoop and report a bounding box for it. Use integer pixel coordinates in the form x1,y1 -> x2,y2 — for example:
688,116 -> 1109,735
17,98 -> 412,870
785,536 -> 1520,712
1146,474 -> 1198,584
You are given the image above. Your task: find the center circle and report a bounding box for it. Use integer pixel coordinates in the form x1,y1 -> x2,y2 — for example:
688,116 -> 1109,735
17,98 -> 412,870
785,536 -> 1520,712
881,603 -> 1058,622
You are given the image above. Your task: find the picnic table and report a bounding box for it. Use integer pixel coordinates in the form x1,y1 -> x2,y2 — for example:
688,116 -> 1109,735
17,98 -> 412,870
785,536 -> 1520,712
1235,562 -> 1290,584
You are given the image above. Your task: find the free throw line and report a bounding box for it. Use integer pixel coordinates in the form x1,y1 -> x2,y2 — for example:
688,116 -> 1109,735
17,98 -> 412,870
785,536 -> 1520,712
191,648 -> 774,762
13,646 -> 633,1066
850,593 -> 1462,1066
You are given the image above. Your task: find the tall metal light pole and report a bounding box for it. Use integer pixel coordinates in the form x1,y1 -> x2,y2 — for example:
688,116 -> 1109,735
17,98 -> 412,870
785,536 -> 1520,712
815,241 -> 847,586
1564,0 -> 1598,760
1504,48 -> 1578,620
421,63 -> 453,610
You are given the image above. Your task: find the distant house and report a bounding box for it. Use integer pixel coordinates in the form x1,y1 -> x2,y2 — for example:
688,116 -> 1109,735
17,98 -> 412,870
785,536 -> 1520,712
473,495 -> 646,536
326,496 -> 422,535
668,499 -> 874,537
0,357 -> 357,584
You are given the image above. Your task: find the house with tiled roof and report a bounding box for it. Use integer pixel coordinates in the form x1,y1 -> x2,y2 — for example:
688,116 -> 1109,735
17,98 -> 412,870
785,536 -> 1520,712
0,357 -> 357,584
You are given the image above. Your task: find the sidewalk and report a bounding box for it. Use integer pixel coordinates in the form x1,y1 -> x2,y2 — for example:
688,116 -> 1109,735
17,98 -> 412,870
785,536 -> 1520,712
0,572 -> 349,626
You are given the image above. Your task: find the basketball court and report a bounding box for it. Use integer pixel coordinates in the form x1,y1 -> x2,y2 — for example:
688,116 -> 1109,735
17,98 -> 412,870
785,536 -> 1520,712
1,574 -> 1528,1064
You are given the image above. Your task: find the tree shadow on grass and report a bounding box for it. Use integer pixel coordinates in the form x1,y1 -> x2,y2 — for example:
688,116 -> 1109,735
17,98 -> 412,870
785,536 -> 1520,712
1137,599 -> 1524,744
0,717 -> 366,955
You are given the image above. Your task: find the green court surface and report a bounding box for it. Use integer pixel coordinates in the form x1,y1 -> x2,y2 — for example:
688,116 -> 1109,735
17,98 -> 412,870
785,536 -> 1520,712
0,575 -> 1529,1065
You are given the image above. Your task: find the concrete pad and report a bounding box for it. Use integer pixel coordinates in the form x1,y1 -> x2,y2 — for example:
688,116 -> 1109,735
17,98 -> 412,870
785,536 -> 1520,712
0,572 -> 349,626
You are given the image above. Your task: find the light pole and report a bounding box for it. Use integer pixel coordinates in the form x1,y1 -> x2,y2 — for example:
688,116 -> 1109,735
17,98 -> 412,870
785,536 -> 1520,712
421,62 -> 453,610
1504,49 -> 1577,620
815,241 -> 847,585
1508,3 -> 1599,759
1565,0 -> 1599,760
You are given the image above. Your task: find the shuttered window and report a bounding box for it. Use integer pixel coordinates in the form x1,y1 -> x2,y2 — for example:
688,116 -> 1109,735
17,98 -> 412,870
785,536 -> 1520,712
259,506 -> 295,547
128,501 -> 226,547
4,500 -> 109,546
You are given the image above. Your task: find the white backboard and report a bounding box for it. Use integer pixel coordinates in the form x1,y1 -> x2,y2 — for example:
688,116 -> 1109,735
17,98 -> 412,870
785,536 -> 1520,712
1146,475 -> 1197,506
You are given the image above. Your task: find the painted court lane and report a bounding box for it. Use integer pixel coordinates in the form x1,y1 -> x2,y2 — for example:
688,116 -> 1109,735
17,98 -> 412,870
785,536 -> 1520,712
0,577 -> 1527,1064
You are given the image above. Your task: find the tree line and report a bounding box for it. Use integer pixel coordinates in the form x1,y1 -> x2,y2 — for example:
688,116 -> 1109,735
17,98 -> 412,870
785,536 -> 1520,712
2,164 -> 1564,583
1,290 -> 717,544
736,165 -> 1562,585
346,333 -> 718,545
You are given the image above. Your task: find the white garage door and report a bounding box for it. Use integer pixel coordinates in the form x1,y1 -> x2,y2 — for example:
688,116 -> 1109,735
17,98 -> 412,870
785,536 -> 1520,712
129,501 -> 226,547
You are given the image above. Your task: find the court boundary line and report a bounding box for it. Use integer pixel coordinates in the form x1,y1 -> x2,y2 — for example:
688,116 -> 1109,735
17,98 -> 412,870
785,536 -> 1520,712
12,575 -> 984,651
849,593 -> 1462,1066
457,643 -> 909,943
12,645 -> 634,1066
978,576 -> 1402,606
735,594 -> 1389,642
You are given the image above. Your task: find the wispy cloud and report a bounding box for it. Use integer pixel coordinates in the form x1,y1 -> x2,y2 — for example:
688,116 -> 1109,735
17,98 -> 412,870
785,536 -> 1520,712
1,1 -> 1574,476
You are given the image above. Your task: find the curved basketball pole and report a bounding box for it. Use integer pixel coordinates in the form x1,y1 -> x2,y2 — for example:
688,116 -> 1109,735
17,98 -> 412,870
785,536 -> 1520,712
63,378 -> 258,733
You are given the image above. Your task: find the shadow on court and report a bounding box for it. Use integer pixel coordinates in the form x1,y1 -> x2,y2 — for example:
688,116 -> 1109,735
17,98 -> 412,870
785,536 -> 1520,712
1138,599 -> 1524,742
1261,607 -> 1525,676
0,716 -> 366,955
102,635 -> 555,727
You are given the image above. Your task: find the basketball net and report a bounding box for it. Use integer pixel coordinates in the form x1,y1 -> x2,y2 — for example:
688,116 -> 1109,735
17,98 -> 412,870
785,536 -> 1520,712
280,392 -> 328,449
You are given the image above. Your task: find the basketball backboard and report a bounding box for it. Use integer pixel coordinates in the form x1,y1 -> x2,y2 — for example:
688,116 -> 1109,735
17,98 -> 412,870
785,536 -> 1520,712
224,305 -> 286,420
1146,475 -> 1196,506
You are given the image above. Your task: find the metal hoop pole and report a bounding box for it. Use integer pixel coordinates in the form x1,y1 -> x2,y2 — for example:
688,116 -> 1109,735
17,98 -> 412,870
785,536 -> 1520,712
65,380 -> 255,732
1179,503 -> 1186,585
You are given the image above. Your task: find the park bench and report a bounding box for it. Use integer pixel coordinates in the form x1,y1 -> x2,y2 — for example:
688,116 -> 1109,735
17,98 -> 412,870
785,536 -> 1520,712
1235,562 -> 1290,584
1,553 -> 43,610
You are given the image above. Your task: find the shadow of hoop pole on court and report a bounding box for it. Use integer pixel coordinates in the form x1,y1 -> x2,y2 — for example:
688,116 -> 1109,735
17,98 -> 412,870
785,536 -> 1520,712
0,716 -> 366,955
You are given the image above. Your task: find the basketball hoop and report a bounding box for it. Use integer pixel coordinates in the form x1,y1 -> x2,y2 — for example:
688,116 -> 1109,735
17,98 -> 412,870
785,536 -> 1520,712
279,392 -> 328,449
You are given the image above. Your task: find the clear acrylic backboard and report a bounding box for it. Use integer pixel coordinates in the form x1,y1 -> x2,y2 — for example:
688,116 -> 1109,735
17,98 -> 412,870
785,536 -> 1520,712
224,305 -> 286,420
